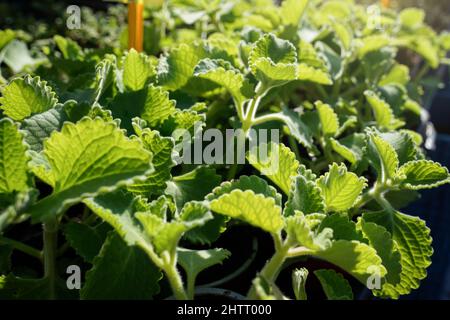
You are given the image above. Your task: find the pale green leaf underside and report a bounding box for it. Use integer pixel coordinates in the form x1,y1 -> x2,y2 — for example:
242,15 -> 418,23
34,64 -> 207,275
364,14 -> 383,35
210,189 -> 283,234
397,160 -> 450,190
194,58 -> 252,106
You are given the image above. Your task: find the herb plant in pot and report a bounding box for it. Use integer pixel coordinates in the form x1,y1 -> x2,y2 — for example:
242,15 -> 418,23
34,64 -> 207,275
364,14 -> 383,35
1,0 -> 450,300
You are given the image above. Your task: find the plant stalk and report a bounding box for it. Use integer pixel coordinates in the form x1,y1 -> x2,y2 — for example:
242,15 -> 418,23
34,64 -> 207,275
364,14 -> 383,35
165,263 -> 188,300
0,236 -> 42,261
43,216 -> 58,300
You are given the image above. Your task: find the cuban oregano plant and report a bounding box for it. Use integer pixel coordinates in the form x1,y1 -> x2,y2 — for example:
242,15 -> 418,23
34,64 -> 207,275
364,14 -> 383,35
0,0 -> 449,300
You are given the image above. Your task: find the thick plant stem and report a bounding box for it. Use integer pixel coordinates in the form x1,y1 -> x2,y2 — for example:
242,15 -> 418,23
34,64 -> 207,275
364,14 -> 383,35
165,264 -> 188,300
43,216 -> 58,300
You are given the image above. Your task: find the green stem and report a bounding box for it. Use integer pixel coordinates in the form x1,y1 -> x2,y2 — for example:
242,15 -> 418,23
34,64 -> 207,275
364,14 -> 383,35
242,83 -> 269,133
247,234 -> 288,299
186,274 -> 196,300
165,263 -> 188,300
43,216 -> 58,300
0,236 -> 42,261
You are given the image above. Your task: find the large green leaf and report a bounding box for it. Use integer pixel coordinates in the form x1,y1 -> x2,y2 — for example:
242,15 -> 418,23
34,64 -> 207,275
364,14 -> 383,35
122,49 -> 155,91
315,240 -> 387,285
279,0 -> 309,27
127,129 -> 175,197
0,118 -> 29,194
80,232 -> 161,299
84,190 -> 148,247
193,58 -> 253,107
0,76 -> 58,121
397,160 -> 450,190
284,174 -> 324,216
359,219 -> 402,291
285,211 -> 333,251
363,210 -> 433,298
314,269 -> 353,300
247,142 -> 300,195
109,85 -> 176,132
316,163 -> 367,213
367,132 -> 399,183
63,221 -> 109,264
316,101 -> 339,137
364,90 -> 404,130
157,43 -> 206,91
249,33 -> 298,88
27,118 -> 153,220
209,190 -> 283,234
165,167 -> 221,211
21,101 -> 89,152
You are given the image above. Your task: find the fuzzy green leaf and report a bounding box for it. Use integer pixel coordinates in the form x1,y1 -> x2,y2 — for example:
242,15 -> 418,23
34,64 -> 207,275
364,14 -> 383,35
0,76 -> 58,121
315,240 -> 387,285
286,211 -> 333,251
194,58 -> 253,107
316,101 -> 339,137
285,174 -> 324,216
359,219 -> 402,290
81,232 -> 161,299
27,118 -> 153,220
249,34 -> 298,88
127,129 -> 175,197
122,49 -> 155,91
314,269 -> 353,300
397,160 -> 450,190
365,90 -> 404,130
363,210 -> 433,298
210,190 -> 283,234
0,118 -> 29,194
367,132 -> 399,182
247,142 -> 300,195
316,163 -> 367,213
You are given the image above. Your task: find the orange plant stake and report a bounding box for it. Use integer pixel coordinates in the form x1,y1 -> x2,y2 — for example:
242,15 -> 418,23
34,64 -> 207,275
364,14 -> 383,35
128,0 -> 144,52
381,0 -> 390,8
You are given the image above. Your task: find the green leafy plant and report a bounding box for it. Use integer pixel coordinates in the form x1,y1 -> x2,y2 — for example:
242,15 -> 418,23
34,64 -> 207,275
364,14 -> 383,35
0,0 -> 449,300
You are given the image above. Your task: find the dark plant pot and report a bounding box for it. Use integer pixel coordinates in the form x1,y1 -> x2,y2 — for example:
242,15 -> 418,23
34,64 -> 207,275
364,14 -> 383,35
429,91 -> 450,135
166,288 -> 246,300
